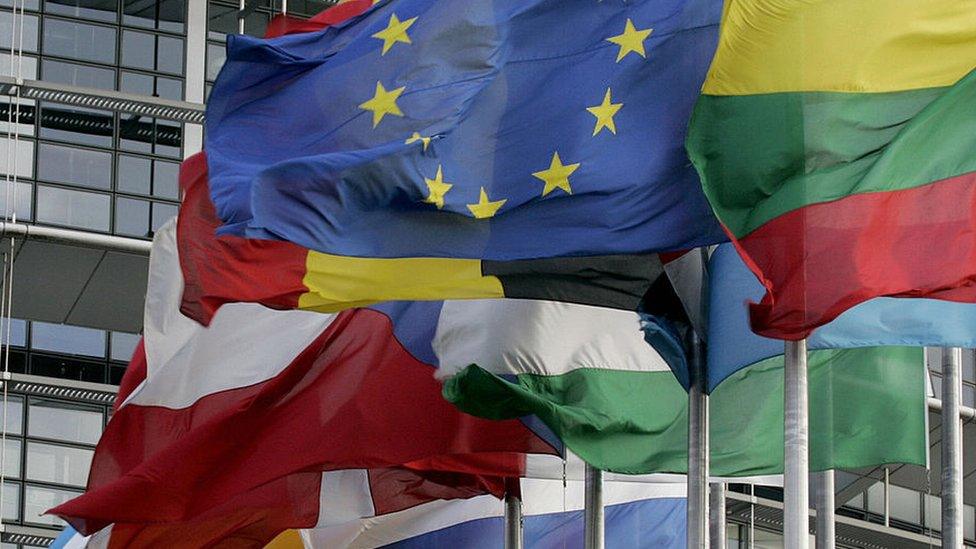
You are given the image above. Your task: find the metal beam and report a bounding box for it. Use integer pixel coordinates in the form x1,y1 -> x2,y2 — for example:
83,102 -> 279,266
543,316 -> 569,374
0,76 -> 206,123
940,347 -> 963,547
0,222 -> 151,255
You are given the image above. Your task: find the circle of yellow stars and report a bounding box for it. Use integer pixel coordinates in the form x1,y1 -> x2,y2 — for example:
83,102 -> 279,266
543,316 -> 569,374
357,11 -> 652,219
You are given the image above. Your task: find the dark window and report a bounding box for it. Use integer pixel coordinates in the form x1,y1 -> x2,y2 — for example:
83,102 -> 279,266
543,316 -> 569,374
39,103 -> 115,148
123,0 -> 185,33
207,3 -> 237,40
42,17 -> 117,64
44,0 -> 119,23
29,354 -> 107,384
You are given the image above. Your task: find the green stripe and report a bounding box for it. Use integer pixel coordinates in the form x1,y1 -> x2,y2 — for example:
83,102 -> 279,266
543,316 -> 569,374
443,347 -> 925,475
688,69 -> 976,238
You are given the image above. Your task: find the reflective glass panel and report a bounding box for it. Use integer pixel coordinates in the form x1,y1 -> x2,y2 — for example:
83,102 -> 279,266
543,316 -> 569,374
116,153 -> 150,194
153,159 -> 179,199
114,195 -> 148,237
36,185 -> 110,231
120,71 -> 182,100
0,52 -> 38,79
30,321 -> 106,357
110,331 -> 139,361
26,442 -> 93,487
966,504 -> 975,541
206,41 -> 224,81
151,200 -> 176,231
37,143 -> 112,189
155,75 -> 183,100
6,318 -> 26,347
44,0 -> 118,23
42,59 -> 115,91
157,34 -> 183,74
124,0 -> 185,33
25,484 -> 80,525
0,180 -> 34,222
42,17 -> 117,64
964,384 -> 975,408
120,29 -> 153,70
0,12 -> 39,52
2,438 -> 21,479
0,0 -> 40,9
0,137 -> 35,178
2,482 -> 19,520
924,493 -> 940,531
28,399 -> 102,444
2,395 -> 23,436
207,3 -> 236,40
39,103 -> 114,148
888,484 -> 920,523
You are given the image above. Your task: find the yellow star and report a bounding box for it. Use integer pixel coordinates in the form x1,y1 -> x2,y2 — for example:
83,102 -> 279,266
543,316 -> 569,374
359,81 -> 405,128
606,19 -> 653,62
466,187 -> 507,219
532,152 -> 580,196
423,165 -> 453,209
406,131 -> 431,151
586,88 -> 623,136
371,13 -> 417,55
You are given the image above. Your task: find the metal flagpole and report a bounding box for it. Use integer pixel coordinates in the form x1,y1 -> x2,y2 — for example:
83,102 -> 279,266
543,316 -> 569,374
784,339 -> 810,549
504,478 -> 523,549
688,331 -> 709,548
584,464 -> 604,549
709,482 -> 726,549
814,470 -> 834,549
941,347 -> 963,548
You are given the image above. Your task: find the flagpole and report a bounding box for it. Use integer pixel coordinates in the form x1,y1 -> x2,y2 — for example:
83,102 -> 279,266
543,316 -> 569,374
688,331 -> 709,548
584,464 -> 604,549
784,339 -> 809,549
504,478 -> 523,549
814,470 -> 834,549
709,482 -> 726,549
941,347 -> 963,548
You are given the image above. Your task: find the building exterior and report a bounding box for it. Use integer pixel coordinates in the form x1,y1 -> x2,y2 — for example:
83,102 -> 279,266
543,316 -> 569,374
0,1 -> 968,547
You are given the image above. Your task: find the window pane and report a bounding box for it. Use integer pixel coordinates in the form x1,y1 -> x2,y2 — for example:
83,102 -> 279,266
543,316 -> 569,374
37,143 -> 112,189
157,35 -> 183,74
116,153 -> 150,194
2,395 -> 23,436
42,59 -> 115,91
207,3 -> 236,40
6,318 -> 26,347
36,185 -> 110,231
120,70 -> 153,96
120,29 -> 154,70
28,399 -> 103,444
0,438 -> 21,479
888,484 -> 920,524
44,0 -> 118,23
0,12 -> 39,52
966,504 -> 975,541
24,484 -> 80,526
114,196 -> 148,237
29,354 -> 106,383
124,0 -> 184,33
866,481 -> 883,515
39,103 -> 114,148
243,11 -> 268,37
153,159 -> 179,199
206,42 -> 225,81
964,384 -> 975,408
2,482 -> 19,520
151,201 -> 177,231
0,180 -> 33,222
30,321 -> 106,357
110,331 -> 139,361
43,17 -> 117,64
26,442 -> 93,487
924,493 -> 941,531
154,119 -> 182,157
0,52 -> 38,79
0,137 -> 34,178
0,0 -> 40,9
156,75 -> 183,101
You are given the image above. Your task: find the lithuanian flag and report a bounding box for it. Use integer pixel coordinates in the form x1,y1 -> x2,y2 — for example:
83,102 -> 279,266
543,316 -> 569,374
687,0 -> 976,340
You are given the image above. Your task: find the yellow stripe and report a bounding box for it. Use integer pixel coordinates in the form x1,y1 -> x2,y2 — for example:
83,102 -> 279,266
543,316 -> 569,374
703,0 -> 976,95
264,529 -> 304,549
298,252 -> 505,312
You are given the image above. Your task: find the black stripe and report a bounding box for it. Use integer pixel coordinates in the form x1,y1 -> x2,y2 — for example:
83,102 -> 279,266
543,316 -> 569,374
482,254 -> 664,311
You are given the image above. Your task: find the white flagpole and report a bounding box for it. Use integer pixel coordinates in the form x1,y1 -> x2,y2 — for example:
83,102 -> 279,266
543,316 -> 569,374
814,470 -> 834,549
941,347 -> 963,547
688,331 -> 710,548
584,464 -> 604,549
784,339 -> 810,549
709,482 -> 726,549
504,479 -> 523,549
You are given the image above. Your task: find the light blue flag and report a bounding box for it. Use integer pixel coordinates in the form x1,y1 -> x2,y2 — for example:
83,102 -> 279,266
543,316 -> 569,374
707,243 -> 976,391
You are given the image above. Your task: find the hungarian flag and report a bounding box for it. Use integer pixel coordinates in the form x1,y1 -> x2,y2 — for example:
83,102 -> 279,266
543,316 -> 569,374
687,0 -> 976,339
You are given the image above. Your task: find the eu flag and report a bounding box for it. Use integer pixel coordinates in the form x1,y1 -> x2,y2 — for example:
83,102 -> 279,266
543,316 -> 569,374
206,0 -> 725,263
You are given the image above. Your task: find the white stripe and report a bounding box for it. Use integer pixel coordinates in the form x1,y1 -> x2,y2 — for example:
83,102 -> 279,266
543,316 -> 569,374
131,220 -> 336,409
433,299 -> 669,379
315,470 -> 376,528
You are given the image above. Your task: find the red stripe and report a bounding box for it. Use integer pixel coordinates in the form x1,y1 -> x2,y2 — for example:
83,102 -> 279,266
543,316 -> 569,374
264,0 -> 373,39
740,171 -> 976,339
53,308 -> 553,533
178,152 -> 309,325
